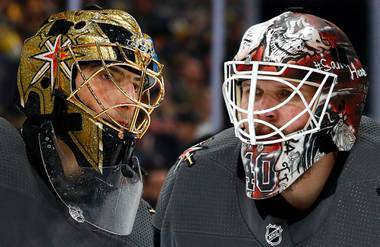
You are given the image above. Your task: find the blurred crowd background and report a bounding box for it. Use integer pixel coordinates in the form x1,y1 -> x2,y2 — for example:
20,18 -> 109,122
0,0 -> 370,207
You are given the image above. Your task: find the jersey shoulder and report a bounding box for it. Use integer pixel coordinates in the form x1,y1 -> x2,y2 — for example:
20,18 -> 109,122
153,128 -> 241,229
357,116 -> 380,146
342,116 -> 380,182
0,117 -> 38,196
108,199 -> 153,247
174,127 -> 239,170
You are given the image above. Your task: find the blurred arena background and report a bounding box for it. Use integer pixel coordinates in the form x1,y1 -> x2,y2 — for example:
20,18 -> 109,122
0,0 -> 375,207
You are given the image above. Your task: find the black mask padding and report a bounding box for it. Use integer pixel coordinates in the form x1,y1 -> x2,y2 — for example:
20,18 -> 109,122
22,92 -> 42,117
48,19 -> 74,36
97,23 -> 137,62
98,23 -> 133,47
102,125 -> 136,168
50,90 -> 82,132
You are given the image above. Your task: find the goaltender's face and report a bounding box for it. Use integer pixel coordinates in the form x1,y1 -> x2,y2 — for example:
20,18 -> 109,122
74,63 -> 140,128
240,79 -> 316,137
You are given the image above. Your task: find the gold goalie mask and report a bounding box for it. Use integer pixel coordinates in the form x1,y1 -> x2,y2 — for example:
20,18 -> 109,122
17,8 -> 164,235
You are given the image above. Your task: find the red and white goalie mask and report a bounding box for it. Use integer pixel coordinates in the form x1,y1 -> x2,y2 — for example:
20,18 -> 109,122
223,11 -> 368,199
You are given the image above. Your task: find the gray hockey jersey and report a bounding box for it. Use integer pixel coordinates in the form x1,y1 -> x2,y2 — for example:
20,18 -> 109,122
0,117 -> 154,247
154,116 -> 380,246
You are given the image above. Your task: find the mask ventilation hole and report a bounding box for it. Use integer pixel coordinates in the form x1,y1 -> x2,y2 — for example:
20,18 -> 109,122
74,21 -> 86,30
40,77 -> 50,89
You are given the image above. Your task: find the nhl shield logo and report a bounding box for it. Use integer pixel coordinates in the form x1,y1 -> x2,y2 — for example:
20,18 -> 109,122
265,224 -> 283,246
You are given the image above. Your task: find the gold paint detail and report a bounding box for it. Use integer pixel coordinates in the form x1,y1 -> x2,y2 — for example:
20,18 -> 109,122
17,8 -> 165,172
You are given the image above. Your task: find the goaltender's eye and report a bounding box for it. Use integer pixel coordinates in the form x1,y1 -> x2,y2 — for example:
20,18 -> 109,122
101,71 -> 112,81
278,89 -> 293,100
255,88 -> 263,98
